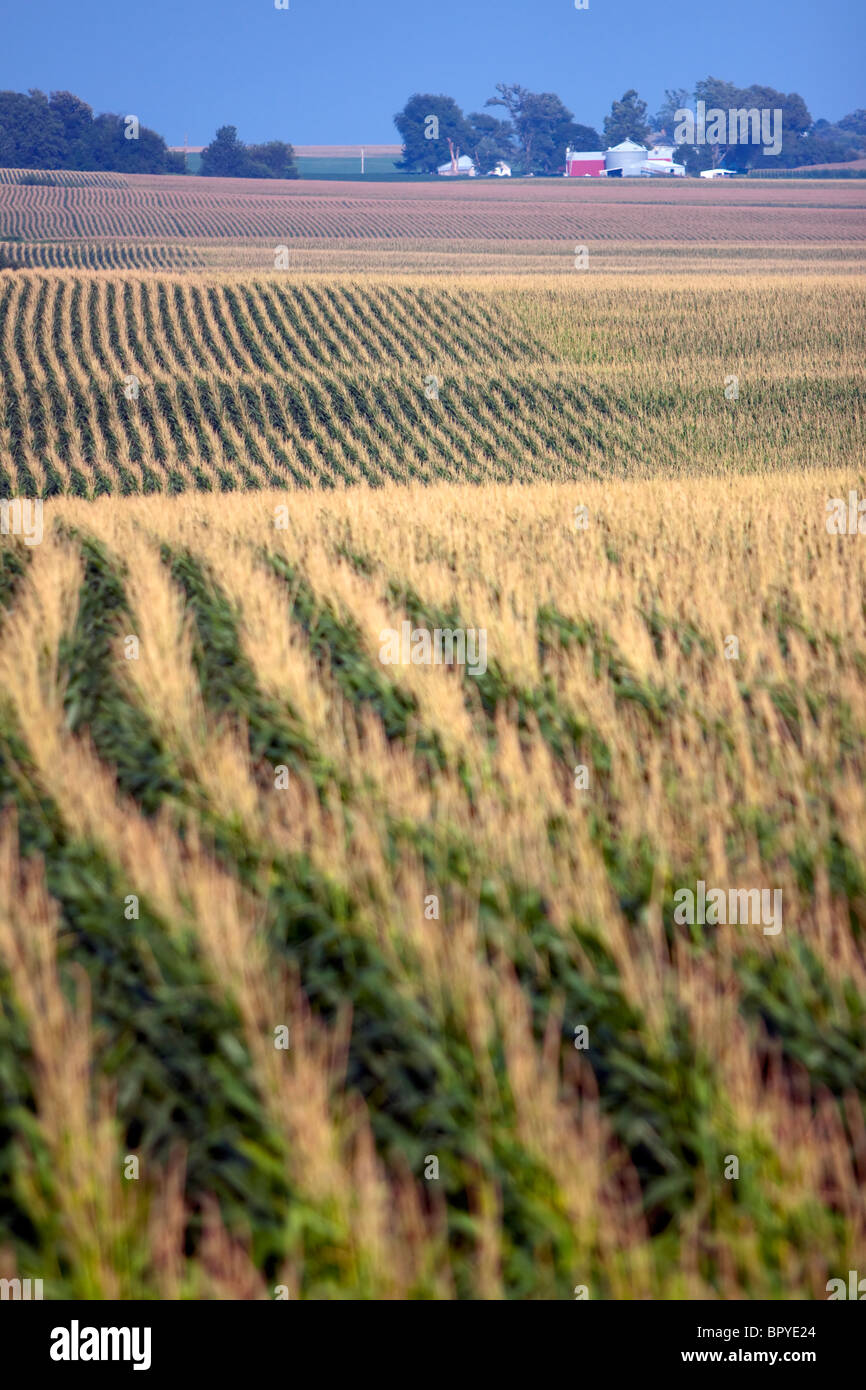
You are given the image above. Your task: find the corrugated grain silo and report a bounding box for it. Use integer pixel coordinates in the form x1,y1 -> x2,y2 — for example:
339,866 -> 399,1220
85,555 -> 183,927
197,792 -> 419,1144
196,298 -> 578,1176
604,139 -> 648,176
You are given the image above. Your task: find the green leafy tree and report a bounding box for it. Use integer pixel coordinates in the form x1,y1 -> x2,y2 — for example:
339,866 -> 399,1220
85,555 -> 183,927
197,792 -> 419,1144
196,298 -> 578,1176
603,90 -> 650,146
484,84 -> 526,126
653,88 -> 692,140
0,87 -> 175,172
671,77 -> 736,167
246,140 -> 298,179
465,111 -> 514,172
569,123 -> 603,151
692,78 -> 811,168
485,84 -> 593,173
838,109 -> 866,137
675,141 -> 713,175
693,76 -> 741,111
394,94 -> 473,173
200,125 -> 250,177
48,91 -> 93,144
83,112 -> 125,170
485,84 -> 536,168
200,127 -> 298,180
0,90 -> 65,168
793,119 -> 864,167
81,113 -> 166,172
518,92 -> 576,173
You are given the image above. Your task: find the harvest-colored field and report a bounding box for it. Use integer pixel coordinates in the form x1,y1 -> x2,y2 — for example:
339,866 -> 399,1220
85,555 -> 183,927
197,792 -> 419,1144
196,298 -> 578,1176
0,270 -> 863,496
5,241 -> 864,276
0,169 -> 864,1299
0,472 -> 864,1299
2,171 -> 864,274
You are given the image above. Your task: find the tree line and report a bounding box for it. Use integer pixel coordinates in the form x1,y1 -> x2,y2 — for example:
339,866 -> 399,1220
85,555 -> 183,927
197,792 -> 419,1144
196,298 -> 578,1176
0,90 -> 183,174
2,82 -> 862,181
395,82 -> 866,175
0,90 -> 298,180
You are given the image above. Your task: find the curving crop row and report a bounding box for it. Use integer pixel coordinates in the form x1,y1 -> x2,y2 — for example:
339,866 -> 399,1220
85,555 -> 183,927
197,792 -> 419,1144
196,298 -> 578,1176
0,166 -> 128,186
0,269 -> 862,497
3,177 -> 865,243
0,238 -> 203,269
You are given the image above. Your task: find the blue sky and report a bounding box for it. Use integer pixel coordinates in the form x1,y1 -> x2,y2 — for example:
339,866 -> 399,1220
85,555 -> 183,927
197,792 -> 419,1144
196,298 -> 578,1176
3,0 -> 863,145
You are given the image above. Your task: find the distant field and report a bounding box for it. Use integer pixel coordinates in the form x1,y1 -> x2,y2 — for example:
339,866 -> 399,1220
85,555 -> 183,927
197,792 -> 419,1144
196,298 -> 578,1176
295,157 -> 402,178
1,172 -> 864,275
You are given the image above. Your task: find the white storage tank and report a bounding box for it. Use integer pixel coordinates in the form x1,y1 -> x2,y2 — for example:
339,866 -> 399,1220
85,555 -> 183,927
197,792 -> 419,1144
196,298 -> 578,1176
604,139 -> 648,176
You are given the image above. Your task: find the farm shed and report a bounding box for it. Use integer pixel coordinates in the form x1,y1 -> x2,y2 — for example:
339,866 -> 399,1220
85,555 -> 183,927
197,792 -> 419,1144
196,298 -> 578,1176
437,154 -> 476,177
642,144 -> 687,176
565,150 -> 606,177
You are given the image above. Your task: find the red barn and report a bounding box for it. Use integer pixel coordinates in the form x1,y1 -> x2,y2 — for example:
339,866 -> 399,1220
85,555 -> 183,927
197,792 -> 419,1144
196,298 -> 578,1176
565,150 -> 605,177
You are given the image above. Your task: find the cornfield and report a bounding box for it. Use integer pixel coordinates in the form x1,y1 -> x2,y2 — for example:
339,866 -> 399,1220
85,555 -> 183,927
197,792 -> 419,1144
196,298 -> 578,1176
0,271 -> 862,497
1,171 -> 863,245
1,474 -> 865,1298
0,243 -> 204,271
0,177 -> 864,1297
0,168 -> 129,187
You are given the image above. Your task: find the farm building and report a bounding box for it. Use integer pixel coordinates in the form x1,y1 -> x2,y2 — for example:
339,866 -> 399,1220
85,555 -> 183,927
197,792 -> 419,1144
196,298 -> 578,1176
565,150 -> 606,177
437,154 -> 477,177
641,144 -> 687,176
564,139 -> 686,178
